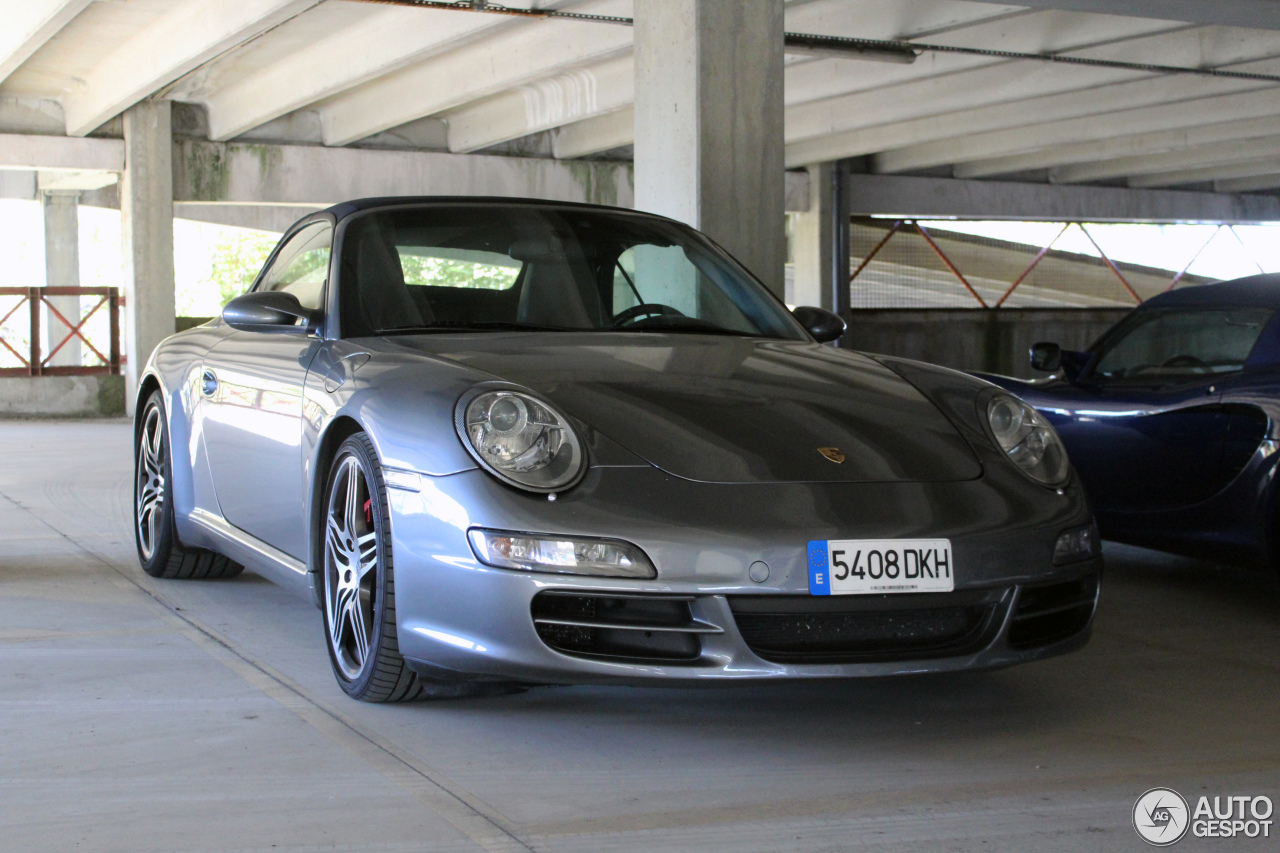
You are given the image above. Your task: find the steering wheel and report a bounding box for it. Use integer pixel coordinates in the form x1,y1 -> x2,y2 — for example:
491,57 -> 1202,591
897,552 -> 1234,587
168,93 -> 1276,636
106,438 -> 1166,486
1161,354 -> 1207,368
611,303 -> 685,328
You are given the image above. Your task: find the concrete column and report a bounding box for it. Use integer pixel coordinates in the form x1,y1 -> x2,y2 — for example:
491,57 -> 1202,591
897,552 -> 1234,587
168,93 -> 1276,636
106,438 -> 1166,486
633,0 -> 786,297
791,163 -> 834,310
42,190 -> 82,367
121,100 -> 174,415
832,164 -> 851,318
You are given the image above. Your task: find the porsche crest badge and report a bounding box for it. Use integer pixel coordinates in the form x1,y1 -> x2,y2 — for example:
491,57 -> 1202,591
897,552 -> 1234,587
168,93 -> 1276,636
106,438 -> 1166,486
817,447 -> 845,464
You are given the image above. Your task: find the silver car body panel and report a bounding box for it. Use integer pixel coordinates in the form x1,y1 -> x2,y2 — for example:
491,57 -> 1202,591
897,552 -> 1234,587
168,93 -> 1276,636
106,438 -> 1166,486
142,326 -> 1097,684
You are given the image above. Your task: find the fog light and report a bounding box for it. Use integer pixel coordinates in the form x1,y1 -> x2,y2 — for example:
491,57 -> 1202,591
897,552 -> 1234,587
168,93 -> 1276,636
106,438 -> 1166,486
467,529 -> 656,579
1053,524 -> 1098,565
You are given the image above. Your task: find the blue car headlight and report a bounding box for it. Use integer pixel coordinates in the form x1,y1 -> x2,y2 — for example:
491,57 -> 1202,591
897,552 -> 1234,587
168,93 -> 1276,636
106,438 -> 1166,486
456,389 -> 585,493
985,394 -> 1070,486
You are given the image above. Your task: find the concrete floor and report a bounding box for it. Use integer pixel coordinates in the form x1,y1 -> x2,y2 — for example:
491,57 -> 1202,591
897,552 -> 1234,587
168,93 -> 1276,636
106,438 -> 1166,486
2,420 -> 1278,853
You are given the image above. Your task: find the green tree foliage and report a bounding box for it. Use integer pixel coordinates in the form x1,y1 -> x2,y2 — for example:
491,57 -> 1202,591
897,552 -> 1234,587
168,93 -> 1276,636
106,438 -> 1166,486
398,254 -> 518,290
210,230 -> 278,305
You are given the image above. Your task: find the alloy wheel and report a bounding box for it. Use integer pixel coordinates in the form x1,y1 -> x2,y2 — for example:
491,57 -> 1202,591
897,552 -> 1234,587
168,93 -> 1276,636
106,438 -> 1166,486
136,404 -> 166,562
324,455 -> 379,680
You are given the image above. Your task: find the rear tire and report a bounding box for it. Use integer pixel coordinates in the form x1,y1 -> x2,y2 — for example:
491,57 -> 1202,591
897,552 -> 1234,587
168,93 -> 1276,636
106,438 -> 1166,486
134,389 -> 243,580
321,433 -> 510,702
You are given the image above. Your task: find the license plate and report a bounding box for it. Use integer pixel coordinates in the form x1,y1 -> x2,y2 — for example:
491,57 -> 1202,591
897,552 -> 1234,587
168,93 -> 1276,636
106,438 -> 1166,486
807,539 -> 954,595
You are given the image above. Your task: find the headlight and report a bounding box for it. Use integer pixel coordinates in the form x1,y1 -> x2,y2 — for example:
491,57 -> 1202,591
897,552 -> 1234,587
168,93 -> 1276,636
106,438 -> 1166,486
468,529 -> 656,578
456,389 -> 584,492
985,394 -> 1070,485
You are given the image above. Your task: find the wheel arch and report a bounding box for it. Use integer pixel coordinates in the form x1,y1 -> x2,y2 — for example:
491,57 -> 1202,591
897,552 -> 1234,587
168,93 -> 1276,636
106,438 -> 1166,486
133,372 -> 164,441
307,415 -> 367,607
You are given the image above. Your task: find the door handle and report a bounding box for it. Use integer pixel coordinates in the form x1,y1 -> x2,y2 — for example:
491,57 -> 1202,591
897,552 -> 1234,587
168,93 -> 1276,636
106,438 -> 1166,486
201,370 -> 218,397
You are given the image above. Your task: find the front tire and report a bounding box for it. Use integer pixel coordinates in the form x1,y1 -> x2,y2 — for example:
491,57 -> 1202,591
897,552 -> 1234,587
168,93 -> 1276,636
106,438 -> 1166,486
321,433 -> 517,702
321,433 -> 428,702
134,390 -> 242,580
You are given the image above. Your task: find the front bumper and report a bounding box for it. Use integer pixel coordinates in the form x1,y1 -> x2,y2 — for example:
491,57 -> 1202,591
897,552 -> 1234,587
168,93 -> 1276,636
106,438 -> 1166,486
387,465 -> 1099,684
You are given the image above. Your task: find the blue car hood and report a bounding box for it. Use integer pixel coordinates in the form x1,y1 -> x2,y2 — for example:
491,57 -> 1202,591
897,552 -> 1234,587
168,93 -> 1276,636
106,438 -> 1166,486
382,333 -> 983,485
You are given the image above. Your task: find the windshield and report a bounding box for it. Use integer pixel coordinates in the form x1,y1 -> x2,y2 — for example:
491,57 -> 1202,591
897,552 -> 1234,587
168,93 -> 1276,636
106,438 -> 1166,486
337,206 -> 806,340
1090,306 -> 1273,381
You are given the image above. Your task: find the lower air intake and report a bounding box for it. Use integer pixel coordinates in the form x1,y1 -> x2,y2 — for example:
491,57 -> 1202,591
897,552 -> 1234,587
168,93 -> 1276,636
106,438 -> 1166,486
1008,573 -> 1099,650
729,590 -> 1003,664
531,592 -> 717,663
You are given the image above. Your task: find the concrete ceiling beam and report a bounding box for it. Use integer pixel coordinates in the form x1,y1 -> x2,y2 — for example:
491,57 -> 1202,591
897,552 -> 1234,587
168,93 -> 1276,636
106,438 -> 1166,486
316,0 -> 633,147
863,76 -> 1280,174
444,54 -> 633,154
467,10 -> 1203,165
1215,173 -> 1280,192
200,5 -> 512,142
778,0 -> 1036,109
952,114 -> 1280,177
62,0 -> 322,137
1129,156 -> 1280,188
37,169 -> 117,191
786,0 -> 1029,45
786,11 -> 1188,141
970,0 -> 1280,30
845,172 -> 1280,222
0,132 -> 123,171
1051,136 -> 1280,184
171,139 -> 636,208
0,0 -> 93,87
786,24 -> 1280,169
551,108 -> 634,159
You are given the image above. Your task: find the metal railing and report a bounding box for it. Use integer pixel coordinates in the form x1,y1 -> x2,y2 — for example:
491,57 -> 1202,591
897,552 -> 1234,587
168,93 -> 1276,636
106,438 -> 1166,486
0,286 -> 123,376
847,219 -> 1228,310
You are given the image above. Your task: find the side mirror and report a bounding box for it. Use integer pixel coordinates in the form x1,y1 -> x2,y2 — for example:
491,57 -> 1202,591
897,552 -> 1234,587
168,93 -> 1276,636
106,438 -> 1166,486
1031,341 -> 1090,380
1030,341 -> 1062,372
793,306 -> 845,344
222,291 -> 317,334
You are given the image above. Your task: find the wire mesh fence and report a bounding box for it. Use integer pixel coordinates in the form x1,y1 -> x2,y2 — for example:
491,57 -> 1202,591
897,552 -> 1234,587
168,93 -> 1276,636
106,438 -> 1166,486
846,218 -> 1225,309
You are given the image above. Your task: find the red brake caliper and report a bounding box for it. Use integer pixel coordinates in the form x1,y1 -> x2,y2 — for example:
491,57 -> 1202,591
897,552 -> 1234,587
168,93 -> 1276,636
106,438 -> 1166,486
363,498 -> 372,526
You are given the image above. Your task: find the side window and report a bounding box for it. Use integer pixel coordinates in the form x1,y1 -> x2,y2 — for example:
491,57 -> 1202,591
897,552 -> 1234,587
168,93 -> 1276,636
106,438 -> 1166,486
258,222 -> 332,311
1093,307 -> 1274,381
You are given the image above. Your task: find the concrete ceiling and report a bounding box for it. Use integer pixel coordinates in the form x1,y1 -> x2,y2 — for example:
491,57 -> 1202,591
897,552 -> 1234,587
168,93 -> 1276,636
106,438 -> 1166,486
3,0 -> 1280,194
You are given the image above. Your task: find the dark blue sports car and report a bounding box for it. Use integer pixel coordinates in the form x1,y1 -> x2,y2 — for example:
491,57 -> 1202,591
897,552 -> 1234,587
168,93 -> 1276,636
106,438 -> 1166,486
981,274 -> 1280,572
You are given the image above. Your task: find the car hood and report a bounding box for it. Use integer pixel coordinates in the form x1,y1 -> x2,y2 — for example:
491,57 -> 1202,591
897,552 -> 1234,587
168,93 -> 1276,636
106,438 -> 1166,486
380,333 -> 982,484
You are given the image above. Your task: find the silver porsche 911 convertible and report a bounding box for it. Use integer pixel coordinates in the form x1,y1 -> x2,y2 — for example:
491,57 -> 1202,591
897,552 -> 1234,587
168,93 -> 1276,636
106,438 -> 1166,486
134,197 -> 1101,702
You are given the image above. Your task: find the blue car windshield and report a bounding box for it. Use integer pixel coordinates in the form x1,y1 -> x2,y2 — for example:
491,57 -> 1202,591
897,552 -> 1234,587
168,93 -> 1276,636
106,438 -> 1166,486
338,205 -> 807,340
1090,306 -> 1273,381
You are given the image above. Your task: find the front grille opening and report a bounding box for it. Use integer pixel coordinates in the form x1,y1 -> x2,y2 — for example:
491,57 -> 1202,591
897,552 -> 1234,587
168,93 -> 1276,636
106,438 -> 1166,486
729,593 -> 1001,664
533,593 -> 691,628
531,593 -> 705,662
1008,574 -> 1099,650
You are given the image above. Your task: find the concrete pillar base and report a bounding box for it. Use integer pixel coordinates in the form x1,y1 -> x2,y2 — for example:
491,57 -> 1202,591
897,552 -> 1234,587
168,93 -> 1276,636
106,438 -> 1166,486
0,376 -> 126,418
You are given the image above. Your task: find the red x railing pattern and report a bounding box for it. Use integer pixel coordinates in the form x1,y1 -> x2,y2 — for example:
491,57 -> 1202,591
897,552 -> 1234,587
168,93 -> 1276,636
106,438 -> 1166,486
0,287 -> 123,377
847,219 -> 1227,309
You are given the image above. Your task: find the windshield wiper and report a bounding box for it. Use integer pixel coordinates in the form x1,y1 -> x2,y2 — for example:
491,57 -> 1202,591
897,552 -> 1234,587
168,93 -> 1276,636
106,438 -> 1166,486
623,324 -> 758,337
379,321 -> 578,334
